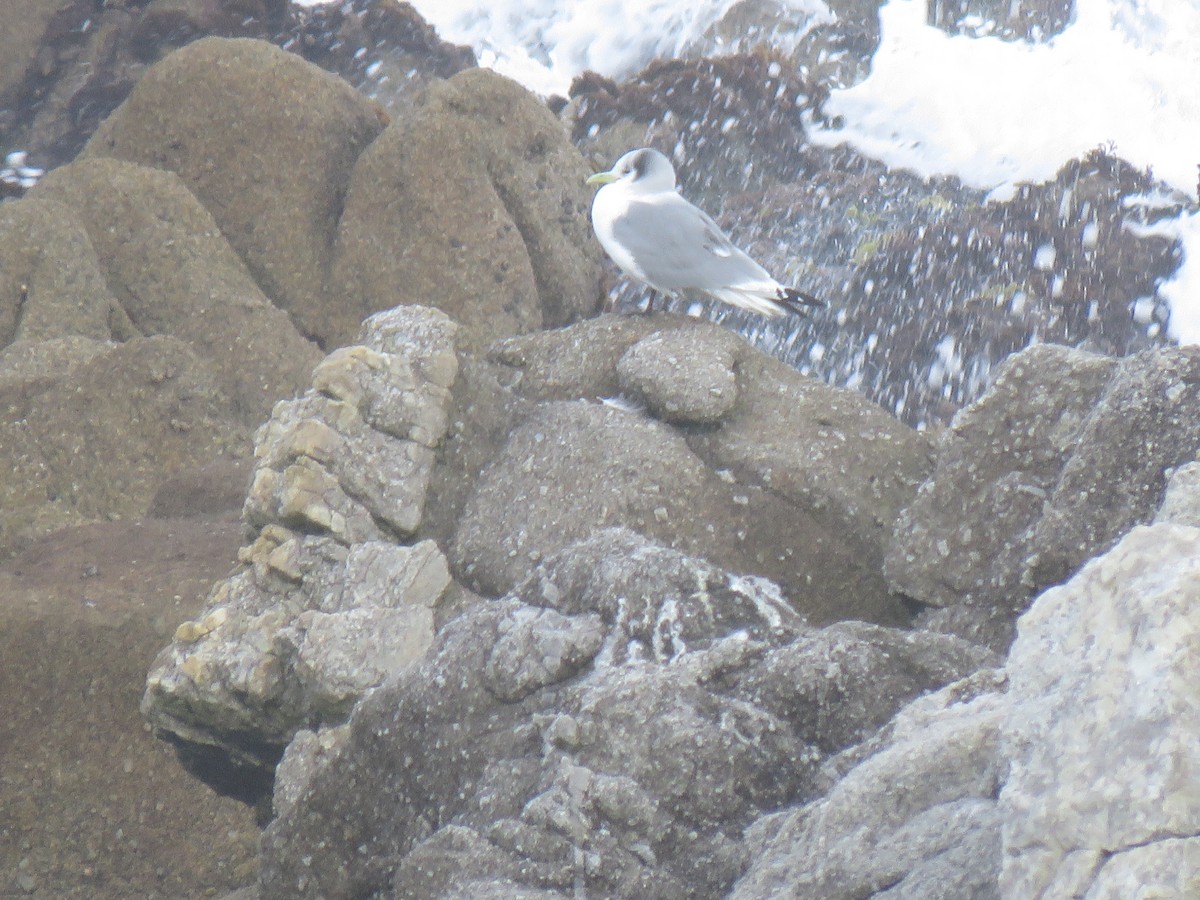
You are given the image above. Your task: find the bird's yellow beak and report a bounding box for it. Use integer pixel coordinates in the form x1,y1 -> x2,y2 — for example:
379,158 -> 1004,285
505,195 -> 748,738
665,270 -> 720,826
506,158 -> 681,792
586,170 -> 618,186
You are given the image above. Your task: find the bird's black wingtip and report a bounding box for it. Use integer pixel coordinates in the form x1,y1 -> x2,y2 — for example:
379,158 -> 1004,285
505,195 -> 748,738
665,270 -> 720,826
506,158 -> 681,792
778,287 -> 823,315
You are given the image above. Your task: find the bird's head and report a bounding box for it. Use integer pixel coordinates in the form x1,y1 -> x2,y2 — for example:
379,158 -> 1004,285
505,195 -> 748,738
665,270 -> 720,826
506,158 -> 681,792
586,148 -> 677,192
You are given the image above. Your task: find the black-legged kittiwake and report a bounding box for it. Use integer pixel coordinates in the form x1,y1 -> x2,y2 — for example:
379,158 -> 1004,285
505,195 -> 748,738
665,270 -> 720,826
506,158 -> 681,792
586,148 -> 820,318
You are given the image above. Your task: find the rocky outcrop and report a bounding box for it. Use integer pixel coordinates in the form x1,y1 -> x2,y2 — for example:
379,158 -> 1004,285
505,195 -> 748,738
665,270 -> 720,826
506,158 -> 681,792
734,517 -> 1200,899
887,342 -> 1200,650
332,67 -> 604,350
259,528 -> 994,899
84,36 -> 386,347
0,197 -> 115,343
143,307 -> 463,769
0,336 -> 241,551
454,315 -> 932,625
30,156 -> 321,421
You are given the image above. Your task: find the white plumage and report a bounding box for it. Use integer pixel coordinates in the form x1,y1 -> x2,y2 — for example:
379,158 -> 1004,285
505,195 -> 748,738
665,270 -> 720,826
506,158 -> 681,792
586,148 -> 820,318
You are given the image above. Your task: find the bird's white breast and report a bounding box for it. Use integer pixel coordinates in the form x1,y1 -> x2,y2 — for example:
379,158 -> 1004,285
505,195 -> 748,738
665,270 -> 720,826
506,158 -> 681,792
591,185 -> 650,284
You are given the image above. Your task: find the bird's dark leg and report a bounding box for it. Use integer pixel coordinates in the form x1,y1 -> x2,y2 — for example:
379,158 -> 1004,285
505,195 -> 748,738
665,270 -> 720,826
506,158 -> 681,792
645,288 -> 659,314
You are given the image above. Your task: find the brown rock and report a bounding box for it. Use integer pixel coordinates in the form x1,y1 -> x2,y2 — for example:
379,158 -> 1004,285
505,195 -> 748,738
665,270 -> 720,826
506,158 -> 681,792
85,36 -> 386,346
0,198 -> 116,344
31,156 -> 321,422
333,67 -> 603,351
0,336 -> 241,552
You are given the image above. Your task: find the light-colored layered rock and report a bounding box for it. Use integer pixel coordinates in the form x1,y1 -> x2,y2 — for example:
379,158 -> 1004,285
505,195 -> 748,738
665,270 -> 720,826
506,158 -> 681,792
143,307 -> 461,766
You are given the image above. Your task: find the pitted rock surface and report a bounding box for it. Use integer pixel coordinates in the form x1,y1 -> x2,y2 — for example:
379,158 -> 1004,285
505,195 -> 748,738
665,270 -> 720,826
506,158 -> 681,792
259,529 -> 993,899
616,326 -> 741,424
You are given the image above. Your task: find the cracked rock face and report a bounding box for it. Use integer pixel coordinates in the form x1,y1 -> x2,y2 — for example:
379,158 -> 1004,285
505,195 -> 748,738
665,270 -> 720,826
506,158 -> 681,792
887,342 -> 1200,651
734,517 -> 1200,899
142,307 -> 460,770
259,528 -> 993,899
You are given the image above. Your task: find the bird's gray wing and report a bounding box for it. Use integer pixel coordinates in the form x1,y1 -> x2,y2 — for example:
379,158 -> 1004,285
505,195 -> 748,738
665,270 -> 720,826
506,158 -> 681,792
611,194 -> 774,293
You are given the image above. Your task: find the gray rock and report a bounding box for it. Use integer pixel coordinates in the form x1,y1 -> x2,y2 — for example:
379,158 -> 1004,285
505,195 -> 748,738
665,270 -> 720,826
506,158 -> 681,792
733,520 -> 1200,899
733,670 -> 1008,900
456,316 -> 932,626
143,536 -> 450,763
85,37 -> 386,347
1154,461 -> 1200,527
1025,346 -> 1200,588
333,67 -> 603,351
615,326 -> 741,424
886,343 -> 1116,618
258,529 -> 992,899
1000,523 -> 1200,897
889,343 -> 1200,651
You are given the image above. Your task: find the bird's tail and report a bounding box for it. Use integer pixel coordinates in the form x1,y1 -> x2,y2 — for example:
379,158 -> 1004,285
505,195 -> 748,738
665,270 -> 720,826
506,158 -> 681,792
777,287 -> 823,315
710,284 -> 823,319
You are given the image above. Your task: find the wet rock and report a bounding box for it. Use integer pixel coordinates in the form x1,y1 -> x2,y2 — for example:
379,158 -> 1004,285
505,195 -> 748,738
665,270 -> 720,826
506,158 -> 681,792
888,342 -> 1200,651
0,198 -> 115,343
0,0 -> 287,176
929,0 -> 1073,42
258,529 -> 990,899
0,336 -> 239,553
85,36 -> 385,347
142,307 -> 461,771
31,156 -> 321,422
569,54 -> 826,208
464,315 -> 931,626
333,67 -> 603,350
886,344 -> 1117,634
578,68 -> 1184,428
282,0 -> 476,118
1025,345 -> 1200,587
733,669 -> 1009,899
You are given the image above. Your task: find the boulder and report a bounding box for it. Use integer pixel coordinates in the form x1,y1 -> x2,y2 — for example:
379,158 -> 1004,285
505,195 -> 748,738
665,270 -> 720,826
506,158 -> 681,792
886,343 -> 1117,621
455,315 -> 932,625
0,197 -> 115,343
31,157 -> 321,421
0,336 -> 240,552
332,67 -> 603,350
85,36 -> 386,346
142,307 -> 463,771
1000,523 -> 1200,897
734,519 -> 1200,898
258,529 -> 992,899
1025,346 -> 1200,586
888,343 -> 1200,650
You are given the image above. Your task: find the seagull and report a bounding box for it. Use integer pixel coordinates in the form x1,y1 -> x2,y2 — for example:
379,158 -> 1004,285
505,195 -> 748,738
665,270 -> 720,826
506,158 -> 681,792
586,148 -> 820,318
